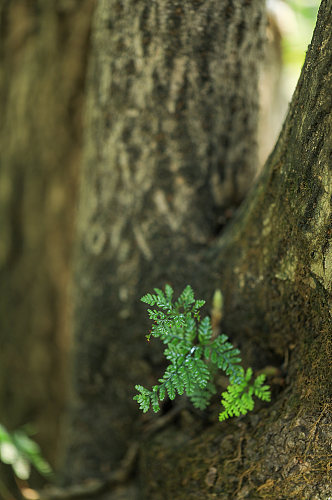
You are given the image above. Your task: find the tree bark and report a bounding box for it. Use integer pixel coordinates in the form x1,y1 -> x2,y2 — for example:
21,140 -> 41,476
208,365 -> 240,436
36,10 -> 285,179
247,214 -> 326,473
0,0 -> 95,464
141,2 -> 332,498
62,0 -> 266,484
61,0 -> 331,498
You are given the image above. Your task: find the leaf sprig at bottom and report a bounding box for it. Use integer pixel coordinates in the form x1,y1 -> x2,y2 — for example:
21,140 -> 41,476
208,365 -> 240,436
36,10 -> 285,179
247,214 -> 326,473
134,285 -> 271,421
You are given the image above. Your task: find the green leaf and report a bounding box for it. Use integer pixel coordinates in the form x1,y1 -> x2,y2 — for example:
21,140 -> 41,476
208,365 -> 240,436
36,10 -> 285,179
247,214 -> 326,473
0,441 -> 19,465
211,350 -> 217,364
194,299 -> 206,310
151,392 -> 160,412
141,293 -> 157,306
184,317 -> 197,343
159,386 -> 166,401
165,284 -> 174,302
12,456 -> 30,480
189,380 -> 217,410
0,425 -> 11,443
218,368 -> 270,421
174,374 -> 185,395
175,285 -> 195,310
136,285 -> 271,422
198,316 -> 212,344
165,380 -> 176,400
0,424 -> 53,479
153,288 -> 172,309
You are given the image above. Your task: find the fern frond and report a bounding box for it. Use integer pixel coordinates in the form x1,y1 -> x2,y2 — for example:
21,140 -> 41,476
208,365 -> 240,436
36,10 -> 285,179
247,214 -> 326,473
133,385 -> 153,413
174,285 -> 195,310
164,283 -> 174,302
219,368 -> 271,421
185,356 -> 211,389
149,318 -> 186,344
147,309 -> 166,322
206,335 -> 242,381
188,381 -> 217,410
184,316 -> 197,343
165,379 -> 177,400
194,299 -> 206,310
135,285 -> 271,421
253,374 -> 271,401
198,316 -> 213,344
141,287 -> 173,310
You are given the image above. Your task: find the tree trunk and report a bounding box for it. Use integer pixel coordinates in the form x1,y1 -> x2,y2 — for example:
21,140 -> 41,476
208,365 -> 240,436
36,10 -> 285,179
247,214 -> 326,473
61,0 -> 266,485
141,2 -> 332,498
0,0 -> 95,464
60,0 -> 331,499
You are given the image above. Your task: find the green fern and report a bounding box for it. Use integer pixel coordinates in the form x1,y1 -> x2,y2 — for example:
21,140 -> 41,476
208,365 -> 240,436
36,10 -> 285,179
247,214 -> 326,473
134,285 -> 271,421
218,367 -> 270,421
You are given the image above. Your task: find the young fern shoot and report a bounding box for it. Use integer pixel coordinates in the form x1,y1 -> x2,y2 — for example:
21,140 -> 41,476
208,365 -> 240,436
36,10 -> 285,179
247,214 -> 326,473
133,285 -> 271,421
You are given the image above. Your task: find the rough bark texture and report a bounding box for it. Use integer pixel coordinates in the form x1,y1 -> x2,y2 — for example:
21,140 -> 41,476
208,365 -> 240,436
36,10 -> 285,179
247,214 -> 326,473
58,0 -> 331,499
0,0 -> 95,463
141,1 -> 332,498
62,0 -> 266,484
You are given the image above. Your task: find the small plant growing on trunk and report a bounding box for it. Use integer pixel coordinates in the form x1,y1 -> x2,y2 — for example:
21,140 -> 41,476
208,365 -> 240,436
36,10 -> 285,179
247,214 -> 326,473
134,285 -> 270,421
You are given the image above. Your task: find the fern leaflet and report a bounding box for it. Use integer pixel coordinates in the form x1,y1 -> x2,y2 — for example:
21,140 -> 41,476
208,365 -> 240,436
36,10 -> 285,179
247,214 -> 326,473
133,285 -> 271,421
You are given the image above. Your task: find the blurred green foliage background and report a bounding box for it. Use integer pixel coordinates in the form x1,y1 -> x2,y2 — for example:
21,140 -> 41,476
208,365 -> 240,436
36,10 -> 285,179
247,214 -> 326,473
276,0 -> 320,79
